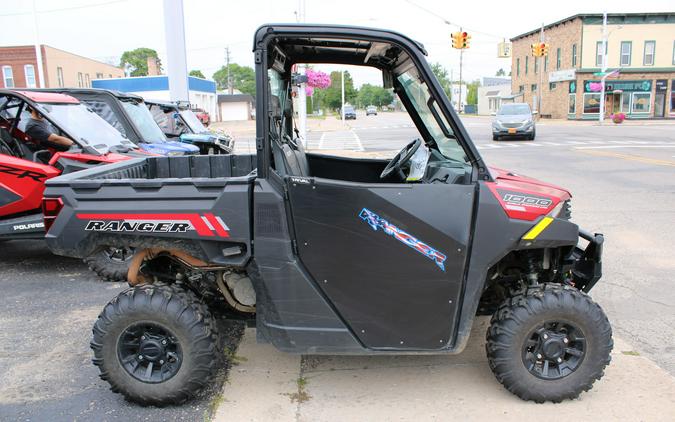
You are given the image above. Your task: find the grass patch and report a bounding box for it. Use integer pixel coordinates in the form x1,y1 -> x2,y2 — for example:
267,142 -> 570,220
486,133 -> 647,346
223,347 -> 248,365
286,376 -> 311,403
203,392 -> 225,422
621,350 -> 640,356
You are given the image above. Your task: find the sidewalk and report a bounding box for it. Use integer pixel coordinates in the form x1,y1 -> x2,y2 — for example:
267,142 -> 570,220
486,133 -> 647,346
212,117 -> 350,139
214,317 -> 675,422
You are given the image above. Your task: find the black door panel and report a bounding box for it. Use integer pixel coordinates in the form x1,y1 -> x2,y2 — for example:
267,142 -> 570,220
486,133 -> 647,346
288,178 -> 475,350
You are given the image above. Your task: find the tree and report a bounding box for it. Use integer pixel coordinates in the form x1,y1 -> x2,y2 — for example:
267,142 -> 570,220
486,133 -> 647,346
431,62 -> 452,99
189,69 -> 205,78
466,79 -> 481,105
356,84 -> 394,107
119,48 -> 160,77
313,70 -> 357,111
212,63 -> 255,96
495,68 -> 506,76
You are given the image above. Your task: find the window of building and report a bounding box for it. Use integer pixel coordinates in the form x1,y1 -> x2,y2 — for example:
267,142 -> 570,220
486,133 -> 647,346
57,67 -> 64,87
77,72 -> 84,87
109,74 -> 113,78
24,64 -> 36,88
583,93 -> 601,114
572,44 -> 577,67
549,82 -> 557,90
518,85 -> 524,92
85,73 -> 90,87
2,66 -> 14,88
534,56 -> 538,74
568,93 -> 576,114
516,58 -> 520,76
544,55 -> 548,72
96,72 -> 103,79
595,41 -> 606,66
531,84 -> 537,92
632,92 -> 651,113
673,41 -> 675,65
556,47 -> 561,70
525,56 -> 528,75
643,41 -> 655,66
620,41 -> 632,66
622,92 -> 631,112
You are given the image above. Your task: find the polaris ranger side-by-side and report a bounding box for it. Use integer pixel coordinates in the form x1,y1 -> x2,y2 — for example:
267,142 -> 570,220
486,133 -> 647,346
44,25 -> 611,405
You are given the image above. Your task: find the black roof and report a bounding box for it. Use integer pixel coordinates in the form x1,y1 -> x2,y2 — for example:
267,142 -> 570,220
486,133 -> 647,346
218,94 -> 254,103
22,87 -> 143,102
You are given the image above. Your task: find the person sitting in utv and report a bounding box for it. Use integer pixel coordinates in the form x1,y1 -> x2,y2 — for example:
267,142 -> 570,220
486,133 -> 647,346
25,106 -> 74,151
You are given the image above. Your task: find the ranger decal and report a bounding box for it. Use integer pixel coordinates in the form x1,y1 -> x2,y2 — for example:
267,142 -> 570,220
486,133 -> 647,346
77,213 -> 230,237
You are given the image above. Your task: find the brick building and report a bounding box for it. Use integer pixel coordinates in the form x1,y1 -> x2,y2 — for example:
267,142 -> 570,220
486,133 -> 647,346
510,13 -> 675,120
0,45 -> 123,89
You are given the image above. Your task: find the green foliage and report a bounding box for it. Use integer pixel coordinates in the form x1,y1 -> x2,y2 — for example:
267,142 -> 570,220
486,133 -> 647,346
312,71 -> 357,111
431,62 -> 452,100
466,79 -> 481,105
119,48 -> 160,77
189,69 -> 205,79
212,64 -> 256,96
495,68 -> 506,76
356,84 -> 393,108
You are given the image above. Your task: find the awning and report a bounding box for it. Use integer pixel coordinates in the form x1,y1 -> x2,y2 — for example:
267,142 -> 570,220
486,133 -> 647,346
500,92 -> 525,100
485,90 -> 500,97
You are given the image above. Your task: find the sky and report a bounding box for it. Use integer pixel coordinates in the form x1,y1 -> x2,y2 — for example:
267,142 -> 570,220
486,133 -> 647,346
1,0 -> 673,88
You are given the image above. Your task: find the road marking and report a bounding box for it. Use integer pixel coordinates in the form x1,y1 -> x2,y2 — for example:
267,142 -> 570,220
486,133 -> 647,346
540,142 -> 563,146
578,149 -> 675,167
318,132 -> 326,149
575,145 -> 675,149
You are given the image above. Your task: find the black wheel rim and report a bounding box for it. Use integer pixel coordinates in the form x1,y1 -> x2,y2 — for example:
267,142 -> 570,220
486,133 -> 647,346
104,247 -> 134,263
521,320 -> 586,380
117,322 -> 182,384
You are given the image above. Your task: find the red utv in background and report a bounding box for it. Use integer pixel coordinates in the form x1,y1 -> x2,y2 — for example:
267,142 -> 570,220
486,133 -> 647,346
193,107 -> 210,126
0,89 -> 143,241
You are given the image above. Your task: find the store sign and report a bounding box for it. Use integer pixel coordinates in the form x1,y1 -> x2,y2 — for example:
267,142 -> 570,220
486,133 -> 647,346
497,42 -> 512,58
583,80 -> 652,93
549,69 -> 576,82
655,79 -> 667,92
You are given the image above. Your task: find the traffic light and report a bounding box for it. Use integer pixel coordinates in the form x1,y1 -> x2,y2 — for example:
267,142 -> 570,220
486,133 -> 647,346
531,43 -> 549,57
452,32 -> 471,49
531,43 -> 539,56
541,43 -> 549,56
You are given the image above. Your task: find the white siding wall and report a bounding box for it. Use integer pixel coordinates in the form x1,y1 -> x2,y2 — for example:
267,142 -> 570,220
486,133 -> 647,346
219,102 -> 250,121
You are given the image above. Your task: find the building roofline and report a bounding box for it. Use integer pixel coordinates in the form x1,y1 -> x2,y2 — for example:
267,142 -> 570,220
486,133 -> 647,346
510,12 -> 675,41
0,44 -> 122,70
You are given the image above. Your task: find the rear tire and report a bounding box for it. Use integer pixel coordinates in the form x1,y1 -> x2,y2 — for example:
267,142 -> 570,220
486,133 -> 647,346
486,283 -> 612,403
85,246 -> 135,282
91,283 -> 221,406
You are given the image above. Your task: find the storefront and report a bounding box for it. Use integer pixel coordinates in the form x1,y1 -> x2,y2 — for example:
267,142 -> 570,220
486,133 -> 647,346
578,79 -> 655,119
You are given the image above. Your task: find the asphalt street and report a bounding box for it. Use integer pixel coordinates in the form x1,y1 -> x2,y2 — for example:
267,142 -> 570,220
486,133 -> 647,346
1,112 -> 674,421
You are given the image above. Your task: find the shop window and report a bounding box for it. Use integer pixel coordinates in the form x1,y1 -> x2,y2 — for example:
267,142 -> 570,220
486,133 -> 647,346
568,93 -> 576,114
643,41 -> 655,66
549,82 -> 557,90
621,92 -> 631,112
620,42 -> 631,66
2,66 -> 14,88
57,67 -> 64,87
631,92 -> 651,113
24,64 -> 36,88
583,93 -> 601,114
572,44 -> 577,67
670,89 -> 675,115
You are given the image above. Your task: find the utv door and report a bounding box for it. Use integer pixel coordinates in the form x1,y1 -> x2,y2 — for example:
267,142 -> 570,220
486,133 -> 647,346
287,178 -> 474,350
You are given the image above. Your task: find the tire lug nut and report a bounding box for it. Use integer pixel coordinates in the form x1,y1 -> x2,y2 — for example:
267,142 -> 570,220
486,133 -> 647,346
543,334 -> 548,340
159,360 -> 164,364
162,340 -> 167,345
563,338 -> 569,344
557,357 -> 563,363
141,336 -> 146,341
536,353 -> 542,359
138,355 -> 143,360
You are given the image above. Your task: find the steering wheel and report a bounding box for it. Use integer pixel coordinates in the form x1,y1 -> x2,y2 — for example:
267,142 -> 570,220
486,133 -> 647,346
380,138 -> 422,179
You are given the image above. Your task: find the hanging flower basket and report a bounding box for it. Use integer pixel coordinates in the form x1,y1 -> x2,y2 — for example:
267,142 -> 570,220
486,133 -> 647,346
610,112 -> 625,124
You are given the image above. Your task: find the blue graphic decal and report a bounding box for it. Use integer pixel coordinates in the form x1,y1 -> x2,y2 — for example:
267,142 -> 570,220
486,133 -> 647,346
359,208 -> 447,271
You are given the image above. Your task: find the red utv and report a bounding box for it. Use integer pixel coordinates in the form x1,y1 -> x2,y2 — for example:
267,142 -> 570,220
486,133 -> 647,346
193,107 -> 210,126
0,89 -> 142,241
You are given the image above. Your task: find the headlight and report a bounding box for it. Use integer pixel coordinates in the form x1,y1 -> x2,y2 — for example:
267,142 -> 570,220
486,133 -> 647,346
168,151 -> 184,156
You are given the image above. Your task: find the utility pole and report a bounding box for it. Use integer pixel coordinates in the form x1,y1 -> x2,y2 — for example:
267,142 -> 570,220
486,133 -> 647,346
162,0 -> 189,102
341,70 -> 345,122
538,22 -> 544,116
225,46 -> 233,95
296,0 -> 307,143
31,0 -> 46,88
599,11 -> 608,124
457,28 -> 463,113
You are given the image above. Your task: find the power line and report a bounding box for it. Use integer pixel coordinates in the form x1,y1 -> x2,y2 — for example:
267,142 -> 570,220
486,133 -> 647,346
0,0 -> 129,17
403,0 -> 508,40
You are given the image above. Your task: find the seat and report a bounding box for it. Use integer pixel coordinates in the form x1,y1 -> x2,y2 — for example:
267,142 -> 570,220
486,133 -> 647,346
269,94 -> 310,177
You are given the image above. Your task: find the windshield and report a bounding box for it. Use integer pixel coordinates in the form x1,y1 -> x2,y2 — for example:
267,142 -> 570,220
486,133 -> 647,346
121,100 -> 167,144
397,71 -> 469,165
344,106 -> 355,112
179,109 -> 207,133
43,103 -> 135,153
498,104 -> 531,115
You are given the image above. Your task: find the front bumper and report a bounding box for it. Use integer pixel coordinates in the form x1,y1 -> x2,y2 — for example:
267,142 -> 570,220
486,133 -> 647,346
571,229 -> 604,292
493,122 -> 534,136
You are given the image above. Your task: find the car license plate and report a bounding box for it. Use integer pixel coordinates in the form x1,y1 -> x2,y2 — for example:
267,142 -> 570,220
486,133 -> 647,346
508,128 -> 516,134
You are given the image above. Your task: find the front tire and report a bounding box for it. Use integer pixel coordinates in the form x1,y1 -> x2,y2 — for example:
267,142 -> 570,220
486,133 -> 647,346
91,283 -> 221,406
85,246 -> 135,282
486,284 -> 612,403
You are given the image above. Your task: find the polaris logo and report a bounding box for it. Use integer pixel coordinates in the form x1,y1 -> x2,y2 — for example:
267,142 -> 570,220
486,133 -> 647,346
85,220 -> 192,233
13,222 -> 45,231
